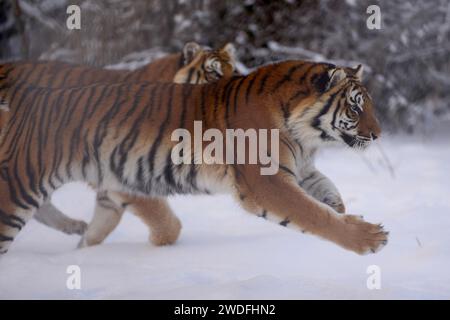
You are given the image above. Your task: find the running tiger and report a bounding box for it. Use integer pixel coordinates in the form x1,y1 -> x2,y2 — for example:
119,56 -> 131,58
0,60 -> 387,255
0,42 -> 237,247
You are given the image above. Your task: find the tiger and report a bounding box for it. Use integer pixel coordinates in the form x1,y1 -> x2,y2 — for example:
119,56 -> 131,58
0,59 -> 388,256
0,41 -> 237,247
2,42 -> 236,89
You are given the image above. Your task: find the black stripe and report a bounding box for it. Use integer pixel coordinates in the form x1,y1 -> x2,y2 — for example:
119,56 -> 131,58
0,166 -> 30,210
179,85 -> 193,129
308,176 -> 326,190
233,77 -> 245,114
286,89 -> 308,107
280,138 -> 296,161
59,68 -> 74,87
311,91 -> 340,134
299,172 -> 315,185
96,193 -> 121,214
116,84 -> 148,130
92,84 -> 129,184
186,162 -> 198,192
0,80 -> 26,129
163,151 -> 177,190
195,70 -> 201,84
0,234 -> 13,242
200,85 -> 207,122
45,89 -> 68,189
272,63 -> 304,92
19,88 -> 44,199
36,89 -> 54,187
110,92 -> 150,183
223,79 -> 236,127
279,165 -> 296,177
213,84 -> 221,122
186,68 -> 195,84
87,84 -> 112,119
81,131 -> 90,179
257,71 -> 271,95
12,152 -> 40,208
331,92 -> 346,131
136,156 -> 145,188
73,66 -> 88,86
52,87 -> 85,183
45,62 -> 64,87
147,85 -> 174,189
298,64 -> 318,84
66,86 -> 97,179
14,63 -> 38,86
245,73 -> 258,104
177,53 -> 185,69
146,84 -> 159,119
280,218 -> 290,227
0,209 -> 24,230
280,102 -> 290,126
3,86 -> 37,152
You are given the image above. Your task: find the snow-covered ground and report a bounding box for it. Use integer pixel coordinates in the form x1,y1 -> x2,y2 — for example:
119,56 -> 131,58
1,134 -> 449,299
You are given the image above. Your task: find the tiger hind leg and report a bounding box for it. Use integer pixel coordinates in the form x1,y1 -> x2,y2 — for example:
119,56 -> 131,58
33,201 -> 88,235
0,180 -> 36,255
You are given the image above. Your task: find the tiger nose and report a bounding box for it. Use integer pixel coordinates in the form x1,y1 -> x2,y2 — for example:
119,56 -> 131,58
370,119 -> 382,140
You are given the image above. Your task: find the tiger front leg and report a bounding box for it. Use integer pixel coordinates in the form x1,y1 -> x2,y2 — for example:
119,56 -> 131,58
122,194 -> 182,246
77,191 -> 125,248
235,163 -> 388,255
298,164 -> 346,213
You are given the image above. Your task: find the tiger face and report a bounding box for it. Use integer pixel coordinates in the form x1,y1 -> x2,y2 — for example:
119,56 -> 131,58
311,65 -> 381,150
173,42 -> 237,84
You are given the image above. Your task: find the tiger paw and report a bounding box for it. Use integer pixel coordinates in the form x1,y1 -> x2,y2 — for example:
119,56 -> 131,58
62,220 -> 88,236
323,196 -> 346,214
338,215 -> 388,255
150,215 -> 182,246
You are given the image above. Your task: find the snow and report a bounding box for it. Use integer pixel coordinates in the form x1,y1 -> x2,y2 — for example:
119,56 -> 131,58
105,48 -> 169,71
1,134 -> 450,299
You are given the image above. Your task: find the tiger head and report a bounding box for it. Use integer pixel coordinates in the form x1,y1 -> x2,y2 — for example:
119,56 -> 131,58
308,64 -> 381,150
173,42 -> 237,84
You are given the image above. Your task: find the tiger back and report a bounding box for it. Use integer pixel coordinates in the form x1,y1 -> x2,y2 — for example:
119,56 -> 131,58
0,42 -> 237,89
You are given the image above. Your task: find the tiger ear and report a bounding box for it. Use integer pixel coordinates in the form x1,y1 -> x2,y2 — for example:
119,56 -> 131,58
183,42 -> 202,65
353,64 -> 364,81
221,43 -> 236,60
324,68 -> 347,91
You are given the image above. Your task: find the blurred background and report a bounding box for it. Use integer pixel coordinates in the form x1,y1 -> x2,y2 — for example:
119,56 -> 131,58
1,0 -> 449,132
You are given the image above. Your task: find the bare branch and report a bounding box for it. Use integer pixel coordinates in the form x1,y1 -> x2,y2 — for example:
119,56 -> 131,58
18,0 -> 68,35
